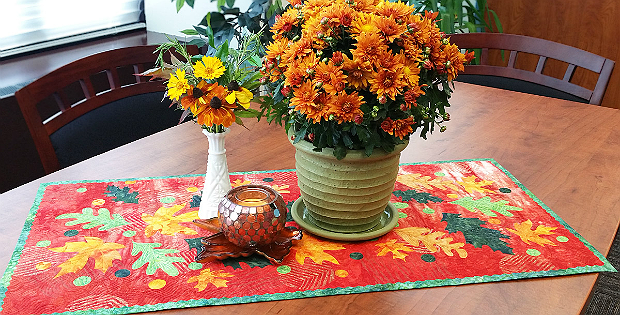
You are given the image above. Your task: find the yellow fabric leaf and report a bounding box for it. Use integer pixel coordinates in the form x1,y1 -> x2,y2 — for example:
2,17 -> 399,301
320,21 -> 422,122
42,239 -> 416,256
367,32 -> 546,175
456,175 -> 495,193
395,227 -> 468,258
398,173 -> 459,191
48,236 -> 125,278
295,234 -> 345,265
142,204 -> 199,237
376,239 -> 413,261
231,179 -> 252,187
507,220 -> 557,247
187,268 -> 234,291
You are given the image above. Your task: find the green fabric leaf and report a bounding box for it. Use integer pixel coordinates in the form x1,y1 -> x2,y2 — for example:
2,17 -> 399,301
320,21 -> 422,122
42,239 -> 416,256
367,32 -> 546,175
131,242 -> 185,276
450,196 -> 522,217
104,185 -> 139,203
56,208 -> 130,231
393,189 -> 443,204
442,213 -> 513,255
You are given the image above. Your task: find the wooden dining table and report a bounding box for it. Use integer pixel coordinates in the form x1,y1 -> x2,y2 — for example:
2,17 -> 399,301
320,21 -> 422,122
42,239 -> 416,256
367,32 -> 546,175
1,82 -> 618,315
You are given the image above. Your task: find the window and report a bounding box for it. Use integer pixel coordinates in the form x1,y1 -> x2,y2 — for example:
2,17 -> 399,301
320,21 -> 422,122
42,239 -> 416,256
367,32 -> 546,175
1,0 -> 145,58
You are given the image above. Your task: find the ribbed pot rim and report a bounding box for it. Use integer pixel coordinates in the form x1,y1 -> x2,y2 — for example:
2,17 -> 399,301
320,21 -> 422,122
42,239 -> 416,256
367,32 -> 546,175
288,129 -> 408,160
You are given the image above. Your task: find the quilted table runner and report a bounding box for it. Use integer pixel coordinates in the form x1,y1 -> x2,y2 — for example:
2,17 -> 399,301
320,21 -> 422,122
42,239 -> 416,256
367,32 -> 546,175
0,159 -> 615,314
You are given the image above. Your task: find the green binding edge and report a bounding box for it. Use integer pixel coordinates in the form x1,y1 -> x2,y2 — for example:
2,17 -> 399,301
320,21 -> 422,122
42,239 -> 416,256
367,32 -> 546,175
0,158 -> 616,314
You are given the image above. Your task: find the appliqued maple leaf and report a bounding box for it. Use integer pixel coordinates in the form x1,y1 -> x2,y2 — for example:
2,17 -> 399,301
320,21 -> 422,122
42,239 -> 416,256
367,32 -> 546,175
395,227 -> 467,258
187,268 -> 234,291
142,204 -> 199,237
442,213 -> 514,255
393,189 -> 443,204
295,234 -> 345,265
376,239 -> 413,260
131,242 -> 185,276
271,184 -> 290,194
456,176 -> 495,193
48,236 -> 125,278
507,220 -> 557,246
104,185 -> 139,203
397,173 -> 458,191
231,179 -> 251,187
450,196 -> 522,217
56,207 -> 130,231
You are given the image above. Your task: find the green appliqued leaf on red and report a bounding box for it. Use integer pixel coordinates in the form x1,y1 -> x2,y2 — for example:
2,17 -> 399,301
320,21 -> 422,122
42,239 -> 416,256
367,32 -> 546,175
222,255 -> 272,269
393,189 -> 443,204
450,196 -> 522,217
104,185 -> 139,203
56,207 -> 130,231
189,195 -> 201,208
441,213 -> 514,255
131,242 -> 185,276
185,237 -> 204,252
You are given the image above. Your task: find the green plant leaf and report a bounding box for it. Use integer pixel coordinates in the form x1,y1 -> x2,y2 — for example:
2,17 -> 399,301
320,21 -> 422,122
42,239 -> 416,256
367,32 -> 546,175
225,0 -> 235,8
181,29 -> 199,35
186,0 -> 195,8
176,0 -> 185,12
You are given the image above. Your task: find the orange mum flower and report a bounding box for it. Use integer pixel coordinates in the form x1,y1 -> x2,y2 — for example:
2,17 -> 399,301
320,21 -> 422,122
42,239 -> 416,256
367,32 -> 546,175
308,92 -> 332,123
381,117 -> 394,134
392,117 -> 414,139
302,0 -> 332,19
369,68 -> 406,100
272,8 -> 301,35
284,62 -> 307,88
342,55 -> 373,89
350,0 -> 379,13
375,0 -> 414,20
324,2 -> 357,27
441,43 -> 467,81
350,13 -> 377,37
291,81 -> 321,121
352,32 -> 388,66
403,85 -> 425,108
373,15 -> 407,43
284,37 -> 313,63
329,91 -> 365,123
314,61 -> 347,95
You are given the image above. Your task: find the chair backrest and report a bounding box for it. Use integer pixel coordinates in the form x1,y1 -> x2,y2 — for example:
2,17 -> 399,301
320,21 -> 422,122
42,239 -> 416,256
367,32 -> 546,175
449,33 -> 615,105
15,45 -> 195,174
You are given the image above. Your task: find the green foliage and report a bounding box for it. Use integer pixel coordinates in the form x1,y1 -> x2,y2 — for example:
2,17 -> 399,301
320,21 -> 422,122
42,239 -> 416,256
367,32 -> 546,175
104,185 -> 139,203
410,0 -> 503,34
56,208 -> 130,231
393,190 -> 443,204
173,0 -> 285,48
131,242 -> 185,276
450,196 -> 522,217
442,213 -> 513,254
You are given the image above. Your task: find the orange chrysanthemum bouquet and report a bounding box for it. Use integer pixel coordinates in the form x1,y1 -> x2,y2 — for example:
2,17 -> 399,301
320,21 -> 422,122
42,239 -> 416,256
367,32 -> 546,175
258,0 -> 474,159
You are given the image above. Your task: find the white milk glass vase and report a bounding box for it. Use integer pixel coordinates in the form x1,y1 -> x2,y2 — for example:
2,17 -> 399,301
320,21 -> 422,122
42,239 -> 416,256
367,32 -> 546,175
198,128 -> 231,219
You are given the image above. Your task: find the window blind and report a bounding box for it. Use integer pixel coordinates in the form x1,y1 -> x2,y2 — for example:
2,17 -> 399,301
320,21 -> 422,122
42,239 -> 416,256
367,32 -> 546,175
1,0 -> 145,58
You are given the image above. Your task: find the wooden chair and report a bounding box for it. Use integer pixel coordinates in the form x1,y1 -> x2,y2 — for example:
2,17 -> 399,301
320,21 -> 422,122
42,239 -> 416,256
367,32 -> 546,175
15,45 -> 197,174
449,33 -> 615,105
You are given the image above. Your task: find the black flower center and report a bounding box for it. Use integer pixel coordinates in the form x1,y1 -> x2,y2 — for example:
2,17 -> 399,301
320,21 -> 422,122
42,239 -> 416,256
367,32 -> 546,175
227,80 -> 240,91
210,96 -> 222,109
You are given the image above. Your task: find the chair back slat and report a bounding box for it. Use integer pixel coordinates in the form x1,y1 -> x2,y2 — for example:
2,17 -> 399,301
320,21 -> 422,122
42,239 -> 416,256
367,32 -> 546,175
80,78 -> 96,99
535,56 -> 547,74
507,50 -> 517,68
563,64 -> 576,82
106,68 -> 121,90
450,33 -> 615,105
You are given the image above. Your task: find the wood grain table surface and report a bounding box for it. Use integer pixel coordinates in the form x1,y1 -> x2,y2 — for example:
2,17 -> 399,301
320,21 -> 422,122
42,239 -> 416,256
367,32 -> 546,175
1,82 -> 618,315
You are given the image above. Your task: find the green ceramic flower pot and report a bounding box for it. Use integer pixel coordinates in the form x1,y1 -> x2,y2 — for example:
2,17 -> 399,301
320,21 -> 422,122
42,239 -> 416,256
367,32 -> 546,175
290,133 -> 407,234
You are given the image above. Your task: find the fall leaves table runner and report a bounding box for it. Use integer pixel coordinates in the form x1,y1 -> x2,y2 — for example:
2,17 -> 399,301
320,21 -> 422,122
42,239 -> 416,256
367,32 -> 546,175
0,159 -> 615,314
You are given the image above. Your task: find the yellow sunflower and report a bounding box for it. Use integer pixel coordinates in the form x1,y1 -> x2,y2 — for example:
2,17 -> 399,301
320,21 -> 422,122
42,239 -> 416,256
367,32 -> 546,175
167,68 -> 190,101
193,56 -> 226,80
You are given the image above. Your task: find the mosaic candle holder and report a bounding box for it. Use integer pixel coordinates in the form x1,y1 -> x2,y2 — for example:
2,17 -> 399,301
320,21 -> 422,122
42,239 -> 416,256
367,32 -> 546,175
193,185 -> 302,264
218,185 -> 288,247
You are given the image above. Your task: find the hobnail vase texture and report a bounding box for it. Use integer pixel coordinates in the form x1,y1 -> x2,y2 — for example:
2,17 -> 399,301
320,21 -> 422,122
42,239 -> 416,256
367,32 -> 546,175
291,137 -> 407,233
198,128 -> 231,219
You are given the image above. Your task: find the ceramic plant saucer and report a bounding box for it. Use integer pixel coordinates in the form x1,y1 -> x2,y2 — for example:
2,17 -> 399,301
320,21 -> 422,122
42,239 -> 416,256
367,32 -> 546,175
291,198 -> 399,241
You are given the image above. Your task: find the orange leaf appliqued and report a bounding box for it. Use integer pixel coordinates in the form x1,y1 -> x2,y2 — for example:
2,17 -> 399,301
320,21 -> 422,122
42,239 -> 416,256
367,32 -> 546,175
231,179 -> 252,187
507,220 -> 557,247
295,234 -> 345,265
395,227 -> 468,258
397,173 -> 458,191
376,239 -> 413,260
142,204 -> 199,237
457,175 -> 495,193
187,268 -> 234,291
48,236 -> 125,278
